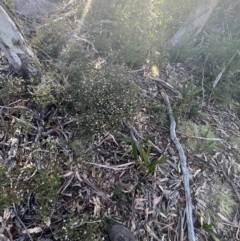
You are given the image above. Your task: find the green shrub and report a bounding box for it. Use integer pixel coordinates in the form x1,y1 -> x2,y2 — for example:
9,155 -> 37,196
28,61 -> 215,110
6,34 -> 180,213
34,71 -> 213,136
57,214 -> 103,240
174,83 -> 202,119
0,157 -> 61,215
0,78 -> 24,105
30,73 -> 63,107
169,0 -> 240,105
0,164 -> 23,213
85,0 -> 167,67
64,63 -> 142,137
31,19 -> 72,58
146,100 -> 167,123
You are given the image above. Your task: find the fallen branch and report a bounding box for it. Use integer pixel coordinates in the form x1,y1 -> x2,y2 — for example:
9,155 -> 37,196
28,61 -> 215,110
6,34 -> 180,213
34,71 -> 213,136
152,77 -> 181,96
13,204 -> 33,241
161,90 -> 195,241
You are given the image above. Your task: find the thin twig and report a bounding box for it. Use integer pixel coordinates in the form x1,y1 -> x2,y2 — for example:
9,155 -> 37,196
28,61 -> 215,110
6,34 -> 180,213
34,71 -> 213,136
74,36 -> 98,53
201,65 -> 205,107
128,68 -> 144,73
13,204 -> 33,241
86,161 -> 135,170
177,131 -> 222,141
34,122 -> 43,143
161,90 -> 195,241
152,77 -> 181,96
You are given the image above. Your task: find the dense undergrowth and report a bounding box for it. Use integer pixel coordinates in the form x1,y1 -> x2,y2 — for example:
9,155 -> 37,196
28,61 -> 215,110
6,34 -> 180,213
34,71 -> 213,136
1,0 -> 240,240
170,0 -> 240,105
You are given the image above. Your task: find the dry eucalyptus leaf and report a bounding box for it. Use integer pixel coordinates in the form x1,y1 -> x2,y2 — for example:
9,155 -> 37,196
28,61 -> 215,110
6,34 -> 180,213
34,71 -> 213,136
22,227 -> 42,234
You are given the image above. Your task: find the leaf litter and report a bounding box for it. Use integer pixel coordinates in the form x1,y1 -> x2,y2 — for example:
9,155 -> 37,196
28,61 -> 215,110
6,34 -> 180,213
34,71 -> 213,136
1,48 -> 240,241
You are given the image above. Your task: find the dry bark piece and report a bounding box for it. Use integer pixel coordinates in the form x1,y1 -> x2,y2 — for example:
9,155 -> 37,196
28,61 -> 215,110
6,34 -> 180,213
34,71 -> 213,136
0,2 -> 40,76
108,224 -> 135,241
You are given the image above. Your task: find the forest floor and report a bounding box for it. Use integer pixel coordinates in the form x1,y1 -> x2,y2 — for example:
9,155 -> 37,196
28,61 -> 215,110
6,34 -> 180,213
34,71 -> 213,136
1,58 -> 240,241
1,3 -> 240,241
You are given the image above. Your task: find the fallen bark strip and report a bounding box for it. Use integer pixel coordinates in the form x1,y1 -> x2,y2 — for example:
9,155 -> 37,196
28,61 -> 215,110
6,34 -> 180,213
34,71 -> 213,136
161,90 -> 195,241
151,77 -> 180,96
0,2 -> 40,77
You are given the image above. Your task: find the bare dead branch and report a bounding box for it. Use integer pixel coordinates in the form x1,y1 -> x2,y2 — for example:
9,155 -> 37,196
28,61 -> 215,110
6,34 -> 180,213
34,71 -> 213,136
161,90 -> 195,241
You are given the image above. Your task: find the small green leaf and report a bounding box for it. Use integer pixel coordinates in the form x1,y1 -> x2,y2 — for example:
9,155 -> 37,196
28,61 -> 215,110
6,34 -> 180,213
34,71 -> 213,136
142,137 -> 151,145
147,156 -> 168,174
138,145 -> 148,164
130,138 -> 138,160
147,145 -> 152,156
203,223 -> 220,241
190,88 -> 202,96
120,133 -> 132,143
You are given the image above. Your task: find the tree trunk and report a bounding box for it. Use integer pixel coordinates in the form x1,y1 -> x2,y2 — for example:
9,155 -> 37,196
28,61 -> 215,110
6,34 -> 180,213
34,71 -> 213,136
170,0 -> 219,48
0,3 -> 40,77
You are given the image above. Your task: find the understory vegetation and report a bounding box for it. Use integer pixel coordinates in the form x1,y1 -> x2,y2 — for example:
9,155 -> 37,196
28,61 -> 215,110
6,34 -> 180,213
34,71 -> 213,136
0,0 -> 240,240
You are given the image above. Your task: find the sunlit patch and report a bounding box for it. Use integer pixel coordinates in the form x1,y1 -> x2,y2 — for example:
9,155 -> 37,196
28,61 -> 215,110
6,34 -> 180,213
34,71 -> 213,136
79,0 -> 93,34
151,65 -> 159,76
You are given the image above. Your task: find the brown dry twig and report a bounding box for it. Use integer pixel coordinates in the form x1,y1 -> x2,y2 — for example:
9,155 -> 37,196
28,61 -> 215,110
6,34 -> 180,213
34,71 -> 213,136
161,90 -> 195,241
177,131 -> 222,141
13,204 -> 33,241
85,161 -> 135,171
152,77 -> 181,96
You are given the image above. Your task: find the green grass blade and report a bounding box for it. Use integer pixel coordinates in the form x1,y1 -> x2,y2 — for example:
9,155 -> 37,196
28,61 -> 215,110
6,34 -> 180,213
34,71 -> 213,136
147,156 -> 168,174
130,138 -> 138,160
138,145 -> 148,164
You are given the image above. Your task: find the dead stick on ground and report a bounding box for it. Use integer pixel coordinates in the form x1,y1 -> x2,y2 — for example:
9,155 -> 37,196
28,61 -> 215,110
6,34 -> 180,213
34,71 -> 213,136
161,90 -> 195,241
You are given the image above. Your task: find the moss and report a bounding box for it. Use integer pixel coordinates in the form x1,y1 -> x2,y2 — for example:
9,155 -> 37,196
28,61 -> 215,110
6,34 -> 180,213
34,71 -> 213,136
113,184 -> 126,201
0,142 -> 61,216
202,184 -> 237,219
57,214 -> 103,241
33,168 -> 61,219
0,164 -> 23,213
146,100 -> 167,123
93,34 -> 111,52
214,192 -> 237,218
230,136 -> 240,154
179,120 -> 220,153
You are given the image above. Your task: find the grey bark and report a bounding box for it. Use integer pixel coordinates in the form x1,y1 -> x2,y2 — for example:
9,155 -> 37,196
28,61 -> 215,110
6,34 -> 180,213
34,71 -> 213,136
161,90 -> 196,241
0,3 -> 40,77
171,0 -> 219,47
